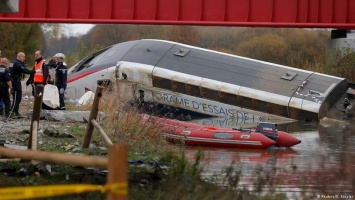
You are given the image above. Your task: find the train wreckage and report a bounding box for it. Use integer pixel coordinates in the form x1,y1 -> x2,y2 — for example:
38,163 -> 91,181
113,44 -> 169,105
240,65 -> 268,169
66,39 -> 355,122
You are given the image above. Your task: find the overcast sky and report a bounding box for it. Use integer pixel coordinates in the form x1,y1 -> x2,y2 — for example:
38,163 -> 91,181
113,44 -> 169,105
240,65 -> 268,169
65,24 -> 95,36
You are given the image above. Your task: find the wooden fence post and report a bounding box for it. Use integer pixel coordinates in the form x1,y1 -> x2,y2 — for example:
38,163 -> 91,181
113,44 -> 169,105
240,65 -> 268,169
82,86 -> 104,148
92,119 -> 113,146
28,84 -> 44,150
107,144 -> 128,200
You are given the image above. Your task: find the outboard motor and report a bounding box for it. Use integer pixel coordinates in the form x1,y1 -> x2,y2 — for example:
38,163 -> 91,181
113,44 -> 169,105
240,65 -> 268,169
255,122 -> 279,141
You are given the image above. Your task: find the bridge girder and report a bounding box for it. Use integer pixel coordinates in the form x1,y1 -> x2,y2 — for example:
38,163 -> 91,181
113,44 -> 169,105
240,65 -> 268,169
0,0 -> 354,29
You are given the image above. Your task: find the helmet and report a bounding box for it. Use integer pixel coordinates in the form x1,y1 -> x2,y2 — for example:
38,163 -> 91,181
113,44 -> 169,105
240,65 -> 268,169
54,53 -> 65,62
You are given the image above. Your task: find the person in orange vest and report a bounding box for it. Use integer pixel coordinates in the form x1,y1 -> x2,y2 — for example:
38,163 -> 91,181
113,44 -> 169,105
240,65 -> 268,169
26,50 -> 49,96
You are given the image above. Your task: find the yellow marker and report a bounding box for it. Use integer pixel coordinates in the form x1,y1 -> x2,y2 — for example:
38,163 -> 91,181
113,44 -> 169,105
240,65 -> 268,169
0,182 -> 127,200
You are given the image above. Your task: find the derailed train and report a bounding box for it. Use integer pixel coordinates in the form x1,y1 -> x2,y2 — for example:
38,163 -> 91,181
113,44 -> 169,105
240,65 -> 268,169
67,39 -> 354,122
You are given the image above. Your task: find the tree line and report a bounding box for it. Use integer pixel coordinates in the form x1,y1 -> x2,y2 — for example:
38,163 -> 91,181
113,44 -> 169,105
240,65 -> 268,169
0,23 -> 354,82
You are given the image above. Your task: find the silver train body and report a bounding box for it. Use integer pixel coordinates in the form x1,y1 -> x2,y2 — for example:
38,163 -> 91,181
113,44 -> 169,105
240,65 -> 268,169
67,39 -> 354,122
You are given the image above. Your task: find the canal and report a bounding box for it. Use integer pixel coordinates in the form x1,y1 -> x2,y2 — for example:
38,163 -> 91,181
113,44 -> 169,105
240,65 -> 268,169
184,117 -> 355,199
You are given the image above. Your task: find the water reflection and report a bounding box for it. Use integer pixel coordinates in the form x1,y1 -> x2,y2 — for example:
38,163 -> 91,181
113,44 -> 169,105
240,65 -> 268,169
185,117 -> 355,198
185,147 -> 298,173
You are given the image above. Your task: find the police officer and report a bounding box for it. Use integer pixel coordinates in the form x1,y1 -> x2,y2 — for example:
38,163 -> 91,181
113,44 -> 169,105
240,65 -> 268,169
0,58 -> 13,117
11,52 -> 34,117
53,53 -> 67,110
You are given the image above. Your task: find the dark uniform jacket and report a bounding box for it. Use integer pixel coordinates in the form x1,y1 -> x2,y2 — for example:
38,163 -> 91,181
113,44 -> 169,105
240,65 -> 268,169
10,59 -> 32,81
0,65 -> 11,87
55,62 -> 67,88
0,64 -> 12,115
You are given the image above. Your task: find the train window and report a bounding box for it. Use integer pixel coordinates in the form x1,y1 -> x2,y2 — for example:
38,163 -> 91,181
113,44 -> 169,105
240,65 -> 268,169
84,52 -> 106,69
241,96 -> 253,109
281,71 -> 297,81
220,92 -> 238,105
104,47 -> 117,57
152,76 -> 172,90
174,48 -> 190,57
73,55 -> 94,73
72,47 -> 111,73
203,88 -> 219,101
172,81 -> 186,93
186,84 -> 201,97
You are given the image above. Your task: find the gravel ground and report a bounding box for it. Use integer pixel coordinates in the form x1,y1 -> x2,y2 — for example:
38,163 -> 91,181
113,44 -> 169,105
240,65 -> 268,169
0,81 -> 74,143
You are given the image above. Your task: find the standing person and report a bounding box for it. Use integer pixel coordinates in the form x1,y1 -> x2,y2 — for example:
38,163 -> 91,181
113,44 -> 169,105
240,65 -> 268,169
10,52 -> 34,117
26,50 -> 49,96
0,50 -> 3,115
0,58 -> 13,117
53,53 -> 67,110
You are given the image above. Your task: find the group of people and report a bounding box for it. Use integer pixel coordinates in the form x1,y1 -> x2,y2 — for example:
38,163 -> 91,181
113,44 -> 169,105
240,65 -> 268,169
0,50 -> 68,118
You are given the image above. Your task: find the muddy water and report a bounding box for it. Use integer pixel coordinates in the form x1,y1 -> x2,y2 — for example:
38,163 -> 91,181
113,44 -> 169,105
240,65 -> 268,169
185,118 -> 355,199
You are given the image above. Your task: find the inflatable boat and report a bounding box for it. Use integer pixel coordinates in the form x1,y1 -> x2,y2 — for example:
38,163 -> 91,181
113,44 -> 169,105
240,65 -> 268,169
142,115 -> 301,148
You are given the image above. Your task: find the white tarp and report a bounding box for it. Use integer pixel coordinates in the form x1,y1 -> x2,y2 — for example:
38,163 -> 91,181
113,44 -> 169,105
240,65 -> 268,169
43,84 -> 60,109
77,91 -> 95,106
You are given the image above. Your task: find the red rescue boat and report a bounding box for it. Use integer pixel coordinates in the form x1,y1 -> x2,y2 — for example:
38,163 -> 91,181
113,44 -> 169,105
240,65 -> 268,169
159,124 -> 276,149
142,115 -> 301,148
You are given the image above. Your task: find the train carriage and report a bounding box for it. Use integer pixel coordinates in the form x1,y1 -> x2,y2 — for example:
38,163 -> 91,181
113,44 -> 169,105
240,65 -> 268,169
67,39 -> 353,122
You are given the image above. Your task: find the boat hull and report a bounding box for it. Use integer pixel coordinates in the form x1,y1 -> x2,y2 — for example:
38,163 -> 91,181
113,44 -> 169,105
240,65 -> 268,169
274,131 -> 301,147
160,126 -> 276,149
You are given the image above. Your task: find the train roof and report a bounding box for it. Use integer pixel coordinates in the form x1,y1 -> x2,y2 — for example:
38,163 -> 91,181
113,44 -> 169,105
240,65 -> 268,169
117,39 -> 346,101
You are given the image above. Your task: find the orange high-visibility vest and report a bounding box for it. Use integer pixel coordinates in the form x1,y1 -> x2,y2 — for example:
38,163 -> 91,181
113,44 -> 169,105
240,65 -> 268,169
34,59 -> 46,83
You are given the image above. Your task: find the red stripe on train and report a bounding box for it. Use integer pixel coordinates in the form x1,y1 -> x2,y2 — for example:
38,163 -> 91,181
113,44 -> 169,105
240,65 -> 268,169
67,69 -> 103,83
